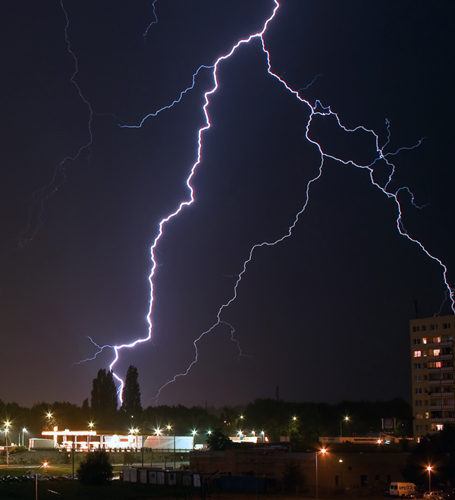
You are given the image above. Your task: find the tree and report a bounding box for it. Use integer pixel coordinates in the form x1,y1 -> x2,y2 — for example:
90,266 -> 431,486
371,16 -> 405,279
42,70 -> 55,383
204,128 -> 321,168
402,425 -> 455,487
206,428 -> 232,451
90,369 -> 118,422
121,365 -> 142,417
77,450 -> 113,485
282,461 -> 307,493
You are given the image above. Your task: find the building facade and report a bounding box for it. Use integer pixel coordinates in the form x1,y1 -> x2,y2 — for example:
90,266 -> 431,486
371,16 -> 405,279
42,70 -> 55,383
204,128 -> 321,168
190,449 -> 408,493
410,314 -> 454,437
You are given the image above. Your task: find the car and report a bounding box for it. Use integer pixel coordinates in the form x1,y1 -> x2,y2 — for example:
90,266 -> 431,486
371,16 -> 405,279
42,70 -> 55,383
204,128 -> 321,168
423,491 -> 444,500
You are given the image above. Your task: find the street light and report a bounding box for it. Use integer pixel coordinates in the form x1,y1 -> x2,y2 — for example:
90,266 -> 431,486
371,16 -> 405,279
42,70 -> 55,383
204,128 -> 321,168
88,423 -> 94,448
4,421 -> 11,466
316,448 -> 327,500
192,429 -> 197,449
340,416 -> 349,437
22,427 -> 28,448
289,416 -> 297,441
35,461 -> 49,500
427,465 -> 433,492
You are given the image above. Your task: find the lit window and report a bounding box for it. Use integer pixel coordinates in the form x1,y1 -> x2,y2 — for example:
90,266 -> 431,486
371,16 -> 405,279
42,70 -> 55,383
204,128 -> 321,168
436,424 -> 444,431
436,362 -> 442,368
414,351 -> 422,357
433,337 -> 441,343
425,412 -> 430,419
433,349 -> 441,356
423,338 -> 427,344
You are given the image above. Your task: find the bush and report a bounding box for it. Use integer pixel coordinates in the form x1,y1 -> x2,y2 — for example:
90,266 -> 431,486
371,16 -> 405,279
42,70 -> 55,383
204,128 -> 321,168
77,450 -> 113,485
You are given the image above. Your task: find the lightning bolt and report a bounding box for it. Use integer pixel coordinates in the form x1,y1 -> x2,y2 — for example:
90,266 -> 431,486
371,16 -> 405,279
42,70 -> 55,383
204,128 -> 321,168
79,0 -> 454,402
6,1 -> 94,253
143,0 -> 160,41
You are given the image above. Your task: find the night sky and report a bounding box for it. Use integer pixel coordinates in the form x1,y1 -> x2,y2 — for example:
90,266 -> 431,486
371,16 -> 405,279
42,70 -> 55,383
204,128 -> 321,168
1,1 -> 454,409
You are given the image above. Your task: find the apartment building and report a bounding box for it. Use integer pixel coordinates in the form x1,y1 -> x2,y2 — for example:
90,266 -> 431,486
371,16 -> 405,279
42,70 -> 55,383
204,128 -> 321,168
410,314 -> 454,438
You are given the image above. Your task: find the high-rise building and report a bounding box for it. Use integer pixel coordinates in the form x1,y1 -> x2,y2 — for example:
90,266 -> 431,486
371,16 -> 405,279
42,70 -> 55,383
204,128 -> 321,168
410,314 -> 454,438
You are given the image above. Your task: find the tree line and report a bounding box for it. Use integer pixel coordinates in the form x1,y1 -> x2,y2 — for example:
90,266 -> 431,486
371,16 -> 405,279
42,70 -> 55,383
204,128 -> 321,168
0,365 -> 412,446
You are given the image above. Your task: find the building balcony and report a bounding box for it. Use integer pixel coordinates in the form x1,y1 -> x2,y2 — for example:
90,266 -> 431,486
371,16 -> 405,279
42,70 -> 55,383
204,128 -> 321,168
428,367 -> 454,373
428,379 -> 454,386
430,392 -> 455,398
427,354 -> 453,361
425,341 -> 453,349
430,417 -> 455,423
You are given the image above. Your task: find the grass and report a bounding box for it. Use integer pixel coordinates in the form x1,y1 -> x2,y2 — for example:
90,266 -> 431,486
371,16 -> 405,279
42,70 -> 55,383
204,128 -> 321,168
0,480 -> 187,500
0,463 -> 124,478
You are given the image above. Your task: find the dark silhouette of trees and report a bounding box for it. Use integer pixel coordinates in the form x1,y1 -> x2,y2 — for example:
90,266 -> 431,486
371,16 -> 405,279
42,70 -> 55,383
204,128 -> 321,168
206,428 -> 232,451
77,450 -> 113,484
402,425 -> 455,487
121,365 -> 142,418
282,461 -> 307,493
90,369 -> 118,426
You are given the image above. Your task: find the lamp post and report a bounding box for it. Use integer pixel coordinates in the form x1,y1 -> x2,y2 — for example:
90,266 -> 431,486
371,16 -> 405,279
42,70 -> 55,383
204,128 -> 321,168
35,461 -> 48,500
340,416 -> 349,437
316,448 -> 327,500
427,465 -> 433,492
289,416 -> 297,441
22,427 -> 28,448
192,430 -> 197,449
88,422 -> 94,449
4,421 -> 11,466
46,412 -> 53,430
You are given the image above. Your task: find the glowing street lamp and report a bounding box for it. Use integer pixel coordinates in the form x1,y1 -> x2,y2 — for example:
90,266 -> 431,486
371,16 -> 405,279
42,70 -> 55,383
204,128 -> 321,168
192,430 -> 197,449
289,416 -> 297,441
427,465 -> 433,492
22,427 -> 28,448
340,416 -> 349,437
4,421 -> 11,466
87,423 -> 94,448
316,448 -> 327,500
35,461 -> 49,500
